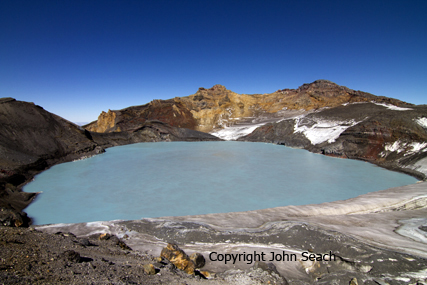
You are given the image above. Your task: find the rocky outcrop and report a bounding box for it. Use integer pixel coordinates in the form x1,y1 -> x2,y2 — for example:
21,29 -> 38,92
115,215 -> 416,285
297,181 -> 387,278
0,98 -> 220,222
86,99 -> 198,133
86,80 -> 412,134
239,102 -> 427,179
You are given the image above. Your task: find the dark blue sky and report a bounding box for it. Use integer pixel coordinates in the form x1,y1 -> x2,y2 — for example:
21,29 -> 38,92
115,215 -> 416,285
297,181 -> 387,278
1,0 -> 426,123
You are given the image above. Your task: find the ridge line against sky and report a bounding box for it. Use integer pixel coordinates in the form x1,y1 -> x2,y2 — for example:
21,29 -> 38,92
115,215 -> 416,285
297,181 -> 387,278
1,0 -> 426,123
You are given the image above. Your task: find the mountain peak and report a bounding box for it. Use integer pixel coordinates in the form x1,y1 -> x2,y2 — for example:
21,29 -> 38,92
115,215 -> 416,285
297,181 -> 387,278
198,84 -> 227,92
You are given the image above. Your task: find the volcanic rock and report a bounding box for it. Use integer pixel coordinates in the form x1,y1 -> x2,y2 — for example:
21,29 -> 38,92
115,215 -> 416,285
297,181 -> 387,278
189,252 -> 206,268
85,80 -> 412,134
239,101 -> 427,179
160,243 -> 196,275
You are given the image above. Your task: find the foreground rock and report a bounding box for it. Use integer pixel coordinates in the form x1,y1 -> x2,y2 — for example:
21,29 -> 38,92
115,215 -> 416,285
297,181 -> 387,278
0,226 -> 294,284
160,243 -> 197,274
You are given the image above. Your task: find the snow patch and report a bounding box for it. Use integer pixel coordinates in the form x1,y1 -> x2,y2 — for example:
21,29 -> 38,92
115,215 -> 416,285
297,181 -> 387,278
210,123 -> 266,140
216,107 -> 235,128
294,117 -> 361,145
415,117 -> 427,129
373,102 -> 413,111
409,142 -> 427,154
384,141 -> 405,153
341,102 -> 368,106
381,140 -> 427,157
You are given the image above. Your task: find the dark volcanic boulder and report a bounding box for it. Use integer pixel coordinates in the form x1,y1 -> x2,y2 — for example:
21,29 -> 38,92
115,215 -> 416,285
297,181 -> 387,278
0,207 -> 30,227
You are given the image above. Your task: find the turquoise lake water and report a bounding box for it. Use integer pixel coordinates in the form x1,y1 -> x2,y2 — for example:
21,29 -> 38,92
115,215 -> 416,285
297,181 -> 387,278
24,141 -> 417,225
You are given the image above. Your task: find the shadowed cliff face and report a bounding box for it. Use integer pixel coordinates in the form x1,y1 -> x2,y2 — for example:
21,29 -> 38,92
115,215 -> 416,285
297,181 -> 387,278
86,80 -> 412,134
0,98 -> 219,217
0,98 -> 100,171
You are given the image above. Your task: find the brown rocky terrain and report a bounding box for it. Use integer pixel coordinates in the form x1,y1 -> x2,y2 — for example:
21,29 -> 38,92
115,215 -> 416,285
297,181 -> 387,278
0,226 -> 291,284
85,80 -> 411,134
238,102 -> 427,180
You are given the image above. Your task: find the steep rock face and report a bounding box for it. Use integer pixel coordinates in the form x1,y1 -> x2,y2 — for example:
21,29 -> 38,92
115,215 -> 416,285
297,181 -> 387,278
239,102 -> 427,179
0,98 -> 220,217
0,98 -> 99,172
86,99 -> 197,133
95,109 -> 118,132
86,80 -> 412,134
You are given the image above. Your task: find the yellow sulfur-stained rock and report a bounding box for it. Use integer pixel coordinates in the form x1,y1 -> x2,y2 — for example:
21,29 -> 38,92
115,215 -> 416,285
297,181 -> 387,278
160,243 -> 195,275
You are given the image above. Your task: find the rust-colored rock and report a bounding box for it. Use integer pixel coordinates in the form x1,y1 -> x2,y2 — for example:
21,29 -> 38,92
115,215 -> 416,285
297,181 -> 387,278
160,243 -> 195,275
86,99 -> 198,133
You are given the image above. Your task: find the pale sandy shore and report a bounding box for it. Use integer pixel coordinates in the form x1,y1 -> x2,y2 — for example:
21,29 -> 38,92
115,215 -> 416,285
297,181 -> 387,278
37,181 -> 427,284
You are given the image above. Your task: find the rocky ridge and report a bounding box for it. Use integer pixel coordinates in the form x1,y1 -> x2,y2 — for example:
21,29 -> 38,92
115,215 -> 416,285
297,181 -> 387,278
238,101 -> 427,180
85,80 -> 411,134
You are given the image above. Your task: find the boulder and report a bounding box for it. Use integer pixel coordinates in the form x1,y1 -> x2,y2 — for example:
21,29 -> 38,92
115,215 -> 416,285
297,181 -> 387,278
189,252 -> 205,268
160,243 -> 195,275
0,207 -> 30,227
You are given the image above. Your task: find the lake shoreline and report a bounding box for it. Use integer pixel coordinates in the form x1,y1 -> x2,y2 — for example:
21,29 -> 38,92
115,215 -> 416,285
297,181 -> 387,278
23,141 -> 419,225
2,140 -> 427,283
34,181 -> 427,283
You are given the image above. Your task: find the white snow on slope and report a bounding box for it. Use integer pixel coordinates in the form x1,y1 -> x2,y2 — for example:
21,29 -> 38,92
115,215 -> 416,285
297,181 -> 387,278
210,124 -> 266,140
382,141 -> 427,176
341,102 -> 368,106
373,102 -> 413,111
381,140 -> 427,157
294,117 -> 361,145
415,117 -> 427,128
211,109 -> 310,141
384,141 -> 405,153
